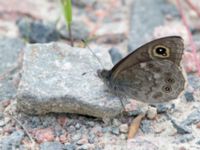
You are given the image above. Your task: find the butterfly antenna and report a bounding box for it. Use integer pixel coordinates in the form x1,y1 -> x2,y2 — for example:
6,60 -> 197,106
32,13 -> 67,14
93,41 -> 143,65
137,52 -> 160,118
81,39 -> 104,69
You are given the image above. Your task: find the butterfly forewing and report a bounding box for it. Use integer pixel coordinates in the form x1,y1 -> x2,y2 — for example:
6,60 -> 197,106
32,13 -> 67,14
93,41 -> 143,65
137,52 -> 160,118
111,36 -> 184,79
99,36 -> 186,104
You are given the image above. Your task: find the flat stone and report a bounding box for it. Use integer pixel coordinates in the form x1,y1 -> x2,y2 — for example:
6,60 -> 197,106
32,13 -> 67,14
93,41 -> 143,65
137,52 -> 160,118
17,42 -> 122,118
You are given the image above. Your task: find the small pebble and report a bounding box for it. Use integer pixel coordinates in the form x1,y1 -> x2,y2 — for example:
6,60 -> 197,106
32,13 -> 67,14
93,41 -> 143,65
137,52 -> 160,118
119,124 -> 128,133
88,132 -> 96,144
119,134 -> 126,140
86,121 -> 95,127
184,92 -> 195,102
77,144 -> 95,150
112,119 -> 121,126
177,134 -> 195,143
196,140 -> 200,145
147,106 -> 157,119
71,133 -> 81,142
68,125 -> 76,133
102,127 -> 111,133
64,143 -> 76,150
111,127 -> 120,135
196,122 -> 200,129
77,136 -> 88,145
75,123 -> 81,129
140,120 -> 153,134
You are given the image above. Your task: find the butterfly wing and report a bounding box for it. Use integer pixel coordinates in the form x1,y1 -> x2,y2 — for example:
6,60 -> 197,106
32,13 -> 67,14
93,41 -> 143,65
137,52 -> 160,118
110,36 -> 184,79
110,60 -> 186,103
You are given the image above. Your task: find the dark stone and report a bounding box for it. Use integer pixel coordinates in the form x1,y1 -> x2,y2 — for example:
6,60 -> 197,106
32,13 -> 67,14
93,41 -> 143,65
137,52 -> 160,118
0,37 -> 24,101
59,21 -> 89,41
181,109 -> 200,126
184,91 -> 195,102
196,140 -> 200,145
40,142 -> 63,150
16,18 -> 60,43
63,144 -> 76,150
88,132 -> 96,144
127,108 -> 142,116
108,47 -> 123,65
72,0 -> 96,8
0,130 -> 24,150
128,0 -> 179,52
176,134 -> 194,143
167,114 -> 191,134
102,126 -> 111,133
111,127 -> 120,135
187,75 -> 200,89
152,103 -> 175,113
140,120 -> 153,133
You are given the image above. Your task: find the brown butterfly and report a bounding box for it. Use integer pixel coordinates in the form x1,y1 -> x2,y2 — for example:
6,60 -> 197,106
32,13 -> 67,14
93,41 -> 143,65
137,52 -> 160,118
97,36 -> 186,107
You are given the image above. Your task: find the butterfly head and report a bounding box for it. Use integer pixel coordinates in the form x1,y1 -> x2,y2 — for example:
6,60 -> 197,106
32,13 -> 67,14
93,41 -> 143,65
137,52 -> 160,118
149,45 -> 170,59
97,69 -> 111,81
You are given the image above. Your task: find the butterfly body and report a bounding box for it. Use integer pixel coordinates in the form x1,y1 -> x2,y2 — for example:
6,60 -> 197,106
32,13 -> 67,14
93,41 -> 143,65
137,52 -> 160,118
98,36 -> 186,104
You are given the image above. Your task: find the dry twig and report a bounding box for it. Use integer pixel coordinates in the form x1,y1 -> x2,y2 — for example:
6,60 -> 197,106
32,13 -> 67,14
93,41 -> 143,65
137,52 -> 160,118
128,113 -> 145,139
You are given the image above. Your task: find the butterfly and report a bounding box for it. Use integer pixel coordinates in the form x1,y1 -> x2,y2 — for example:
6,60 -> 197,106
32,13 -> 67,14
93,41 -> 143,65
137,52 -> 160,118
97,36 -> 186,107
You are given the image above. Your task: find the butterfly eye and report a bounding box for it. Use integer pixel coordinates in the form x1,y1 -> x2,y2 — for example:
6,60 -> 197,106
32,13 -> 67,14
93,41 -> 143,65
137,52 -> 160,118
151,45 -> 170,58
162,85 -> 172,93
155,47 -> 167,56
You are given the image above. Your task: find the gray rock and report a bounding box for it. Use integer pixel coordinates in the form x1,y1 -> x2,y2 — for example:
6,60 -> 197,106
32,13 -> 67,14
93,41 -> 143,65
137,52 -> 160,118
128,0 -> 179,52
17,42 -> 122,118
167,115 -> 191,134
141,120 -> 153,134
75,123 -> 81,129
71,133 -> 82,142
0,130 -> 24,150
188,75 -> 200,89
72,0 -> 96,8
40,142 -> 63,150
108,47 -> 123,65
59,21 -> 89,41
181,109 -> 200,126
102,126 -> 111,133
17,18 -> 60,43
63,144 -> 76,150
127,107 -> 142,116
86,121 -> 95,127
184,91 -> 194,102
196,140 -> 200,145
88,132 -> 96,143
111,127 -> 120,135
0,37 -> 24,101
152,103 -> 175,113
175,134 -> 194,143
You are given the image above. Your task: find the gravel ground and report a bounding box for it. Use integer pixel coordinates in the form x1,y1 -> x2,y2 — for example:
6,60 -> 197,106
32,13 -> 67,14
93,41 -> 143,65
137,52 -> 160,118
0,0 -> 200,149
